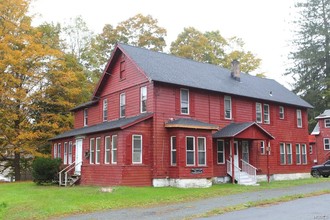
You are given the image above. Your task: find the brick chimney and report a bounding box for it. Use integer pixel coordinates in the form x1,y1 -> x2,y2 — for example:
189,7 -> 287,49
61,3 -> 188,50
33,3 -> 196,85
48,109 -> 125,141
231,59 -> 240,81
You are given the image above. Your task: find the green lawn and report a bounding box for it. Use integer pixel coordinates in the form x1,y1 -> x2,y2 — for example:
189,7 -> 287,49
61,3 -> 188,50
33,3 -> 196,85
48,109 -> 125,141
0,178 -> 329,220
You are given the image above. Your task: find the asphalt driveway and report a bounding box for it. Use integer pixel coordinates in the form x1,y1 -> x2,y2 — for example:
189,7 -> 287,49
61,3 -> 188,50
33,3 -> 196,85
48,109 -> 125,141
59,181 -> 330,220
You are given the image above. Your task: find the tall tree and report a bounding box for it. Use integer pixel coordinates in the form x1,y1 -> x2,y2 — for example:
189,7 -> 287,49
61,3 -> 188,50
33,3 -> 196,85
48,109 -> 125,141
286,0 -> 330,129
0,0 -> 88,180
170,27 -> 261,74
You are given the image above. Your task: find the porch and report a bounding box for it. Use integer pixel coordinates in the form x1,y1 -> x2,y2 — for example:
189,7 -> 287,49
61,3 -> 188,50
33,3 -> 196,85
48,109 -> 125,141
213,122 -> 274,185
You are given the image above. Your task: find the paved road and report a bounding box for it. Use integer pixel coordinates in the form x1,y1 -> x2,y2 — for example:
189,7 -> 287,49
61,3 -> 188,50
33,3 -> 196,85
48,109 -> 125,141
200,193 -> 330,220
60,182 -> 330,220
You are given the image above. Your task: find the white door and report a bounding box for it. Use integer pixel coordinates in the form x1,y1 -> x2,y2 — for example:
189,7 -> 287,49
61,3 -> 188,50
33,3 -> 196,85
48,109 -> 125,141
230,141 -> 239,168
75,139 -> 83,175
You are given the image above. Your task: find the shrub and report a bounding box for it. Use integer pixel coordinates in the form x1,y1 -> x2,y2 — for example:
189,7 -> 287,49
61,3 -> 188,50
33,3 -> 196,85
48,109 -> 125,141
32,157 -> 62,185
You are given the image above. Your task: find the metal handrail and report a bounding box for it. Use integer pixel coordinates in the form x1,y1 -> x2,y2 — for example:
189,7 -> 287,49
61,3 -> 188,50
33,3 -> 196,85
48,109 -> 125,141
241,159 -> 257,183
227,159 -> 242,184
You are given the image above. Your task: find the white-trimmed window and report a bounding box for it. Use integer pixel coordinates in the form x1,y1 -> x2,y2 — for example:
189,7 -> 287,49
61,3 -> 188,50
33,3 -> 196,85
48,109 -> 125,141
140,86 -> 147,113
280,143 -> 285,165
224,96 -> 232,119
309,145 -> 313,154
186,136 -> 195,166
57,143 -> 61,159
198,137 -> 206,166
296,144 -> 301,165
68,141 -> 73,164
90,138 -> 95,164
217,140 -> 225,164
286,143 -> 292,165
103,99 -> 108,121
95,137 -> 101,164
279,106 -> 284,119
83,108 -> 88,126
260,141 -> 265,154
170,136 -> 177,166
64,142 -> 68,165
180,89 -> 189,114
302,144 -> 307,164
120,93 -> 126,118
105,136 -> 111,164
112,135 -> 118,164
325,119 -> 330,128
132,135 -> 142,164
264,104 -> 270,124
256,103 -> 262,123
297,109 -> 302,128
53,144 -> 57,158
324,138 -> 330,150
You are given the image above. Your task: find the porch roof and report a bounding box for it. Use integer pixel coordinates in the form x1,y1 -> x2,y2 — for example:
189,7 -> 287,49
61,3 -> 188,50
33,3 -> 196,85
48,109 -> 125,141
165,118 -> 219,130
212,122 -> 275,139
49,113 -> 153,141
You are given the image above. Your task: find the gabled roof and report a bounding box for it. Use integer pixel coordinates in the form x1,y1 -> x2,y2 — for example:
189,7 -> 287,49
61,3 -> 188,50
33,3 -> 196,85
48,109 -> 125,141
212,122 -> 275,139
49,113 -> 153,141
315,109 -> 330,119
311,122 -> 320,135
113,43 -> 312,108
70,100 -> 99,112
165,118 -> 218,130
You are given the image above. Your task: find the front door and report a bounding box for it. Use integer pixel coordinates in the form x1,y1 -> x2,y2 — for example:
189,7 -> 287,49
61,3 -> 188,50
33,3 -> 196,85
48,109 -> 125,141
230,141 -> 239,168
75,139 -> 83,175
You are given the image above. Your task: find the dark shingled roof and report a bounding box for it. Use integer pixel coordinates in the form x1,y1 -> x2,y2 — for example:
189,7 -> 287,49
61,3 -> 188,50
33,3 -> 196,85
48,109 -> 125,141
70,100 -> 99,111
212,122 -> 274,139
165,118 -> 218,130
118,43 -> 312,108
49,113 -> 153,140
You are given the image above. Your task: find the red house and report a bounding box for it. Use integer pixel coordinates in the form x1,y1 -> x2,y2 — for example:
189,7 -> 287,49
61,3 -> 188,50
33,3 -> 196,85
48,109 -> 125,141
50,43 -> 313,187
310,110 -> 330,164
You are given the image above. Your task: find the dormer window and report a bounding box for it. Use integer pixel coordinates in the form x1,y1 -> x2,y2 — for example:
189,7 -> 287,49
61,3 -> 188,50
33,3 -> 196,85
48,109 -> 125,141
83,108 -> 88,126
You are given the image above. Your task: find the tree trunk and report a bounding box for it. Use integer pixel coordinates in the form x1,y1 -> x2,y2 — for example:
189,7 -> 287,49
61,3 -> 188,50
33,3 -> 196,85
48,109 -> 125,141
14,152 -> 21,181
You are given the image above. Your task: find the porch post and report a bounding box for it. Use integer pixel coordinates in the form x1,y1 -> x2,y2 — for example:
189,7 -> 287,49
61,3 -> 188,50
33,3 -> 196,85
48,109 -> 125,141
266,140 -> 270,183
230,138 -> 235,184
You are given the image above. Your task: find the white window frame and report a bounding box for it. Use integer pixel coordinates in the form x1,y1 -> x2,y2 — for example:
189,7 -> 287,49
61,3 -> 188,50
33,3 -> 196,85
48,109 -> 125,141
132,135 -> 142,164
90,138 -> 95,164
63,142 -> 68,165
309,144 -> 313,154
103,99 -> 108,122
256,102 -> 262,123
53,144 -> 57,158
180,89 -> 189,115
260,141 -> 265,154
324,138 -> 330,150
112,135 -> 118,164
264,104 -> 270,124
68,141 -> 73,164
140,86 -> 147,113
302,144 -> 307,164
286,143 -> 292,165
83,108 -> 88,126
325,119 -> 330,128
95,137 -> 101,164
280,143 -> 286,165
279,106 -> 284,119
186,136 -> 195,166
197,137 -> 206,166
170,136 -> 177,166
296,144 -> 301,165
224,96 -> 232,119
217,140 -> 225,164
297,109 -> 302,128
105,136 -> 111,164
57,143 -> 61,159
120,93 -> 126,118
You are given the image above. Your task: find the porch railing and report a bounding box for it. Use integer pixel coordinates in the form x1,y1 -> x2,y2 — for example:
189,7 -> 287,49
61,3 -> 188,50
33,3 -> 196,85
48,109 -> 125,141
241,159 -> 257,183
226,159 -> 242,184
58,161 -> 82,186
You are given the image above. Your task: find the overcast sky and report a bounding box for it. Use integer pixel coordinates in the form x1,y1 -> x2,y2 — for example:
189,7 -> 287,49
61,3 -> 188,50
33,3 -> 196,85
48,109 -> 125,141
30,0 -> 299,88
